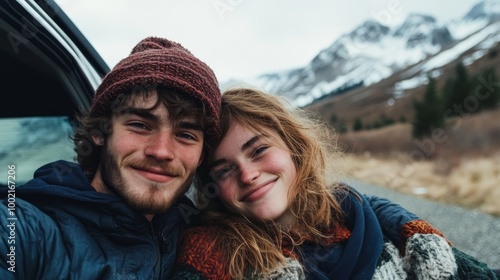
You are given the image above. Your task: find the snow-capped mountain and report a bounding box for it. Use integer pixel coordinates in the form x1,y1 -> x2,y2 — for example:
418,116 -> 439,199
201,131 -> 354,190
223,0 -> 500,107
464,0 -> 500,21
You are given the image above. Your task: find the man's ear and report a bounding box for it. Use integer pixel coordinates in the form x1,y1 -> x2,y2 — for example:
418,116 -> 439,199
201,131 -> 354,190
92,134 -> 104,146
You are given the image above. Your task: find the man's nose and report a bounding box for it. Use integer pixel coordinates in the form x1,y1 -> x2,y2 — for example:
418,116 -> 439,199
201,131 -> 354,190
144,131 -> 175,160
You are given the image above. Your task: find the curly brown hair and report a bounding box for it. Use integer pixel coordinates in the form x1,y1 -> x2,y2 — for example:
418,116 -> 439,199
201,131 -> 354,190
72,85 -> 211,174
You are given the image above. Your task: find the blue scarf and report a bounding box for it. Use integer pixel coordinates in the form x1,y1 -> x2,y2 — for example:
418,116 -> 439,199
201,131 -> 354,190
298,191 -> 384,280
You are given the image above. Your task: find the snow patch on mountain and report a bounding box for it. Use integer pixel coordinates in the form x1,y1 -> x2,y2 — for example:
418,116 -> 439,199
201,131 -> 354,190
221,0 -> 500,107
421,22 -> 500,73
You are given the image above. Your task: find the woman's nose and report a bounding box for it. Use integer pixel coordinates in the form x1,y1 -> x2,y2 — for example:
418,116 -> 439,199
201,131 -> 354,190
238,163 -> 260,185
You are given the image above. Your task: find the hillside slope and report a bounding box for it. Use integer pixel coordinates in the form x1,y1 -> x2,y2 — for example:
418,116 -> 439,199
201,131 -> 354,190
338,107 -> 500,216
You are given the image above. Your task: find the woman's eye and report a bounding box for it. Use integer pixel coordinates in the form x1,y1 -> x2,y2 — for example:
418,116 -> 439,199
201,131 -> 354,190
252,146 -> 269,157
212,165 -> 236,181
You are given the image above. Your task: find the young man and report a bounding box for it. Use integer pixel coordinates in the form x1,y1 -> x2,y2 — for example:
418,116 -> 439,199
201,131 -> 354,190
0,37 -> 221,279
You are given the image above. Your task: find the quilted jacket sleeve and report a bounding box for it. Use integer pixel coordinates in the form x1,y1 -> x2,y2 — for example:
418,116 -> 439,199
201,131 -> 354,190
0,198 -> 69,280
365,195 -> 422,246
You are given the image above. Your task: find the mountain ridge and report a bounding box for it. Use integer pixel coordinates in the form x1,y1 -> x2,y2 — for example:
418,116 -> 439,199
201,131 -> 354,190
221,0 -> 500,109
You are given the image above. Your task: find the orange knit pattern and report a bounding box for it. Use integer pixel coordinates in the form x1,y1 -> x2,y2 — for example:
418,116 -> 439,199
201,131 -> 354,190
325,224 -> 352,245
176,227 -> 231,280
177,225 -> 352,279
399,219 -> 451,253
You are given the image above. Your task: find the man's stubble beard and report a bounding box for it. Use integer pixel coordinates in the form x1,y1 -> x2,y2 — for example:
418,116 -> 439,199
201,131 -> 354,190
99,143 -> 191,215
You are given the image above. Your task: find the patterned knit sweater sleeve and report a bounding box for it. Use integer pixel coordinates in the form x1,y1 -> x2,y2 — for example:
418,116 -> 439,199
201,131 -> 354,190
172,226 -> 306,280
367,195 -> 498,279
172,226 -> 231,280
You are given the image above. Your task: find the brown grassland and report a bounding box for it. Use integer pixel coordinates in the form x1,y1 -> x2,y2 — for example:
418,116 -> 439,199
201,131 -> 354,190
303,42 -> 500,216
336,107 -> 500,216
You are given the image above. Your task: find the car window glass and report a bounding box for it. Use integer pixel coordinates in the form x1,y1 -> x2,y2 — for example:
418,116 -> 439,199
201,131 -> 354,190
0,116 -> 75,184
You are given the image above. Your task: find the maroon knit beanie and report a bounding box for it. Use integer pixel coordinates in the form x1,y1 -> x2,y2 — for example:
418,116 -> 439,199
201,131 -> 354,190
89,36 -> 221,140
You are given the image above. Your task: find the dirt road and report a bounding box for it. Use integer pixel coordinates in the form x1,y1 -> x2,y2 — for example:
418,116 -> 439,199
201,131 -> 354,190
346,178 -> 500,269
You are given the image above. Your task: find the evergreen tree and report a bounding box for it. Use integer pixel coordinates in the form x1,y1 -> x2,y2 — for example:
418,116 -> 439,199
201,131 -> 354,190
441,77 -> 454,111
382,116 -> 395,126
412,76 -> 444,138
330,114 -> 338,124
330,114 -> 348,133
444,62 -> 473,115
353,118 -> 363,131
474,67 -> 500,110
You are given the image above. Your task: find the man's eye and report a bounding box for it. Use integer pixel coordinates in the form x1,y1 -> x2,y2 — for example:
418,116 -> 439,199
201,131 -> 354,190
178,133 -> 196,141
129,122 -> 148,130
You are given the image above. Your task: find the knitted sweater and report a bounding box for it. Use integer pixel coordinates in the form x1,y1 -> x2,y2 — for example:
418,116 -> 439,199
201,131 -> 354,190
172,192 -> 498,280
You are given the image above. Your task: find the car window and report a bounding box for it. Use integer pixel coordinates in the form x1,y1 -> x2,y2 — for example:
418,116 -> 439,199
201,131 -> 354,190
0,116 -> 75,184
1,0 -> 108,186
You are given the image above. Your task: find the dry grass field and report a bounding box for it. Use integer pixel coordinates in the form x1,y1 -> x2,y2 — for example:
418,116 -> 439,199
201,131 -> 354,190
304,44 -> 500,216
336,107 -> 500,216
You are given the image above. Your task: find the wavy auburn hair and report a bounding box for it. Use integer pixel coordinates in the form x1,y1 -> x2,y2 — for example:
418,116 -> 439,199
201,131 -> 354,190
193,88 -> 347,278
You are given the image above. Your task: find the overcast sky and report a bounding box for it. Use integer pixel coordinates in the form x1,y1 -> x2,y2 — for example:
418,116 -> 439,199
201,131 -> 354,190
56,0 -> 481,82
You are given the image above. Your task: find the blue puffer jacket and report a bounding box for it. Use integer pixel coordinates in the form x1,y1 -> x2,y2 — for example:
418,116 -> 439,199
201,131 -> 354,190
0,160 -> 197,279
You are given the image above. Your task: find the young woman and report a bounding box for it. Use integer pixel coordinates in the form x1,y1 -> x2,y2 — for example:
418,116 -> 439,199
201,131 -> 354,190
172,88 -> 498,280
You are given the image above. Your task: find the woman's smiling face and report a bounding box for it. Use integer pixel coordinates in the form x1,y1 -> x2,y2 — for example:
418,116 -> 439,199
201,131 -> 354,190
209,122 -> 297,224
